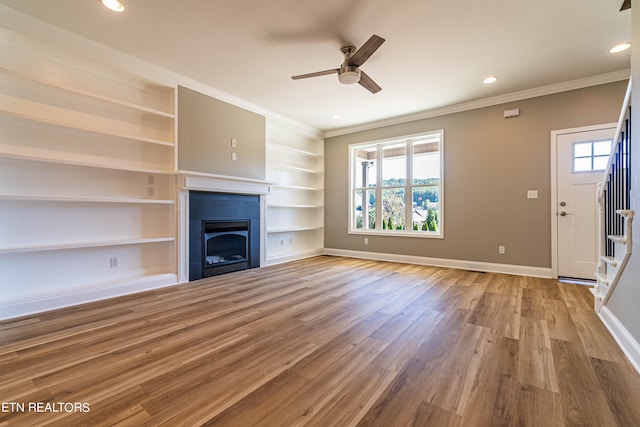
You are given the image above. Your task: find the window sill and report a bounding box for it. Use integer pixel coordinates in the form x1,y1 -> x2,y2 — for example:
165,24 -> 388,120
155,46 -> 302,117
349,229 -> 443,239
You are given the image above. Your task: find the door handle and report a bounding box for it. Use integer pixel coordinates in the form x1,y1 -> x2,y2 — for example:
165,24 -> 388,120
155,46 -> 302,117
559,211 -> 574,216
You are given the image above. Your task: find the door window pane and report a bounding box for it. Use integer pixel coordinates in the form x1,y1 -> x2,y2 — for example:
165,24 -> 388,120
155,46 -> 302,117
574,157 -> 592,172
573,140 -> 612,172
593,156 -> 609,171
593,140 -> 612,156
574,143 -> 592,158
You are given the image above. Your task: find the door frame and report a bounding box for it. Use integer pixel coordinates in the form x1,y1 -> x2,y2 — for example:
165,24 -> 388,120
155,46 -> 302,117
550,123 -> 616,279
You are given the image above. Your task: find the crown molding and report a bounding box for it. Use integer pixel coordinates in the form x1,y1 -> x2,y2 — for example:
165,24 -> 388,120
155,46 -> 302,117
324,70 -> 630,138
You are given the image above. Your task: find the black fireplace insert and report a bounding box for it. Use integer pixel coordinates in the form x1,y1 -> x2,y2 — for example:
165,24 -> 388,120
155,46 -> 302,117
202,220 -> 250,277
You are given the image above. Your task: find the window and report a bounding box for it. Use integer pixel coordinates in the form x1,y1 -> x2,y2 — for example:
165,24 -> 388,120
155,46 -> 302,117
350,130 -> 443,237
573,140 -> 612,172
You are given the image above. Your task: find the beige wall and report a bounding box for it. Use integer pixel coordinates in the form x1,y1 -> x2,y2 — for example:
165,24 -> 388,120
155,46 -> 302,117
178,85 -> 266,180
325,81 -> 628,268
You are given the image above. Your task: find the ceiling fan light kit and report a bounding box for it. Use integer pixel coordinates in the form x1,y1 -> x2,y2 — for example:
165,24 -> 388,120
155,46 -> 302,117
291,35 -> 385,93
338,66 -> 361,85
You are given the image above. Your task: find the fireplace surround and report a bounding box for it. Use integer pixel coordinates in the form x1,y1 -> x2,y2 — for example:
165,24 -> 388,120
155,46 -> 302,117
188,191 -> 260,281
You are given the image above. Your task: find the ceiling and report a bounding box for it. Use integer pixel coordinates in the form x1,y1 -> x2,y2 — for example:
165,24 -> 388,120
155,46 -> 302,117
0,0 -> 631,133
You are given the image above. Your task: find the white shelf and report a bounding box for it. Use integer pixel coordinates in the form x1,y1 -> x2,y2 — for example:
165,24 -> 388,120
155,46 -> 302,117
0,67 -> 176,119
269,141 -> 322,157
268,203 -> 322,208
265,248 -> 325,265
0,237 -> 176,254
268,163 -> 323,174
265,118 -> 324,264
0,194 -> 175,204
271,184 -> 324,191
267,226 -> 323,233
0,95 -> 175,147
0,25 -> 178,319
0,152 -> 174,174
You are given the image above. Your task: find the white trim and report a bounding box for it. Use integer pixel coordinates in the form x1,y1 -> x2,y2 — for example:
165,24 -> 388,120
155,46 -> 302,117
0,274 -> 178,320
326,71 -> 630,138
177,189 -> 190,284
265,248 -> 325,266
177,171 -> 271,195
550,123 -> 617,278
259,195 -> 268,267
323,248 -> 552,278
598,306 -> 640,374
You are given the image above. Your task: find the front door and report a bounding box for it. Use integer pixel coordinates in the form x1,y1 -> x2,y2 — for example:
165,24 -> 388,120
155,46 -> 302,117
555,126 -> 615,280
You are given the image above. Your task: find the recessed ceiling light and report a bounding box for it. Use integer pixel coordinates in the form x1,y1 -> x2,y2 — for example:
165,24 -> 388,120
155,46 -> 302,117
482,76 -> 498,84
332,114 -> 342,119
609,43 -> 631,53
100,0 -> 125,12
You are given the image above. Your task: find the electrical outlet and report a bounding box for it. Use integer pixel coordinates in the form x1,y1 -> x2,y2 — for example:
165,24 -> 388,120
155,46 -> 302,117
109,257 -> 118,268
147,175 -> 155,185
364,238 -> 369,245
147,186 -> 155,197
232,152 -> 237,161
498,246 -> 506,255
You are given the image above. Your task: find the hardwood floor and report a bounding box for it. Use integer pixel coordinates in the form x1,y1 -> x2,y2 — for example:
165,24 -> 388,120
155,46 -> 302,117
1,256 -> 639,426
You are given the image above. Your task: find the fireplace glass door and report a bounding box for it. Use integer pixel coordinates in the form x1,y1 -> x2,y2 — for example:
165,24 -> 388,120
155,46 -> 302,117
202,220 -> 250,277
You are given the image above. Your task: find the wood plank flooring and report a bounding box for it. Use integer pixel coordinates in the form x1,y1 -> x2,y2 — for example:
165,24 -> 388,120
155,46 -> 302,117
1,256 -> 639,426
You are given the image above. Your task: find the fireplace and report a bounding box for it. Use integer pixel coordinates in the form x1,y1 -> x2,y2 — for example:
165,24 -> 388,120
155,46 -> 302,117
202,220 -> 250,277
188,190 -> 261,282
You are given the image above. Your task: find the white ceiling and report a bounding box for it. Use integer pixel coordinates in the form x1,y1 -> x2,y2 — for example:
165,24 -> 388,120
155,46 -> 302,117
0,0 -> 631,132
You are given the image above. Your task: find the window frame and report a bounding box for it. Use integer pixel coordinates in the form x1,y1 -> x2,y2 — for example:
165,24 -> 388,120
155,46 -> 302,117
572,139 -> 612,173
348,130 -> 444,239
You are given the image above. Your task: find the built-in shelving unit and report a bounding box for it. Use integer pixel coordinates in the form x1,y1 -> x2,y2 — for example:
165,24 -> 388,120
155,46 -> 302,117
0,28 -> 177,318
265,119 -> 324,264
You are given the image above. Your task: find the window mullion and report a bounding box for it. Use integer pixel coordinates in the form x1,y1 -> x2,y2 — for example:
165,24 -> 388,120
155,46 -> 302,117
376,144 -> 383,230
406,140 -> 413,230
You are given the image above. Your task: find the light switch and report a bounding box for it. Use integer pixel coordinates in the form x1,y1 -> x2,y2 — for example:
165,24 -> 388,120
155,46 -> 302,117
527,190 -> 538,199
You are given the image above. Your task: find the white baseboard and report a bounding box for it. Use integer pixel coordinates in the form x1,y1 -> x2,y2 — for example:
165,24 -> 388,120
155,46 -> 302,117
323,248 -> 553,278
598,306 -> 640,374
0,274 -> 178,320
265,248 -> 325,266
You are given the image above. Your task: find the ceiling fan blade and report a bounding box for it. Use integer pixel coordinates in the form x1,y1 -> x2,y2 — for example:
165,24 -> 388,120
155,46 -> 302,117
349,35 -> 385,67
358,70 -> 382,94
620,0 -> 630,10
291,69 -> 339,80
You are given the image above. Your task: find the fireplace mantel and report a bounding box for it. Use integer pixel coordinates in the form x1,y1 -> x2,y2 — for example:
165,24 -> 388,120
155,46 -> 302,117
176,171 -> 270,283
176,170 -> 271,195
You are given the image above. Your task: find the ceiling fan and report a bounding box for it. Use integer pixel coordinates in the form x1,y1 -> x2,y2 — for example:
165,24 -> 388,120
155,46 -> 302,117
291,35 -> 385,94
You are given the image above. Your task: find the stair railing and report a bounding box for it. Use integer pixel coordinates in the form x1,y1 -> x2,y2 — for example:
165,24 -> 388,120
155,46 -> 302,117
595,79 -> 632,307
